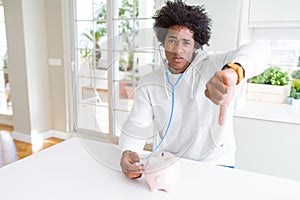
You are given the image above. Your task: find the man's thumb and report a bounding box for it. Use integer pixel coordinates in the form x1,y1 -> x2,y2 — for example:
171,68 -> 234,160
218,104 -> 227,126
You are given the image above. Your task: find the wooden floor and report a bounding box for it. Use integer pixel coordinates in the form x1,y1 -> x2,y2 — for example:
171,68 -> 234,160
0,124 -> 63,168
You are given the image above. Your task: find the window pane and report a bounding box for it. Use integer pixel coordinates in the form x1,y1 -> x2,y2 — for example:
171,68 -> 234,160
77,102 -> 109,134
0,5 -> 11,115
137,1 -> 155,18
93,0 -> 107,20
77,76 -> 109,134
78,77 -> 108,102
113,110 -> 155,139
0,23 -> 6,46
113,51 -> 136,77
77,21 -> 94,49
0,6 -> 6,63
0,5 -> 5,23
113,51 -> 155,81
257,39 -> 300,68
76,0 -> 107,20
113,80 -> 134,113
115,0 -> 137,19
76,0 -> 94,20
113,110 -> 129,137
114,19 -> 136,51
0,47 -> 6,61
95,105 -> 109,134
0,70 -> 5,93
134,21 -> 156,49
77,21 -> 107,50
113,20 -> 156,51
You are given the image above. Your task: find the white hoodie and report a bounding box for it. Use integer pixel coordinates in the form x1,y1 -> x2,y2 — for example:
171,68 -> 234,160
119,43 -> 270,166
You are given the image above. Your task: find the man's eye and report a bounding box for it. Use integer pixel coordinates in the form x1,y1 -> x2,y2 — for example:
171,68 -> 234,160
183,41 -> 191,46
168,39 -> 176,44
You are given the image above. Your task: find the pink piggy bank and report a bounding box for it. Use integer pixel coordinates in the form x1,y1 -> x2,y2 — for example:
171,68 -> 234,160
144,151 -> 180,192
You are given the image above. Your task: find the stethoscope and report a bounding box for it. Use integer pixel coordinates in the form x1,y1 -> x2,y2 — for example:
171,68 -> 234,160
145,44 -> 185,160
145,70 -> 184,160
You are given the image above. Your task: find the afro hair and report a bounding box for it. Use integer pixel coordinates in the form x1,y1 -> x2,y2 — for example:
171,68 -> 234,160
153,0 -> 212,49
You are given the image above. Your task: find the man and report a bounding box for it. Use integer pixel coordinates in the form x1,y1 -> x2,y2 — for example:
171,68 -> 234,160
119,0 -> 269,179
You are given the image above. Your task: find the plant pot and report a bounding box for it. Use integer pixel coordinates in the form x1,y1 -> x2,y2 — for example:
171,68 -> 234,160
246,83 -> 288,103
119,81 -> 130,99
125,85 -> 135,99
286,96 -> 293,105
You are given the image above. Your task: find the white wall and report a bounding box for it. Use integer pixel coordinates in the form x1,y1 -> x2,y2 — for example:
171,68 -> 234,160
186,0 -> 241,51
4,0 -> 69,140
22,0 -> 52,132
46,0 -> 68,132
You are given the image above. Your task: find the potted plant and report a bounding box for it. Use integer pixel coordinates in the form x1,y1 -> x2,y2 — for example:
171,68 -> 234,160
119,69 -> 140,99
287,79 -> 300,109
124,73 -> 140,99
291,69 -> 300,79
247,66 -> 290,103
286,70 -> 300,104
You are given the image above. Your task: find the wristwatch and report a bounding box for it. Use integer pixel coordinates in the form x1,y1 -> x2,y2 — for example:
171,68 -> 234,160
222,62 -> 245,84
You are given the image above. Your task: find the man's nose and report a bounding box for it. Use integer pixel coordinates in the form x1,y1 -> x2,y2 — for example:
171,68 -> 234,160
173,42 -> 184,54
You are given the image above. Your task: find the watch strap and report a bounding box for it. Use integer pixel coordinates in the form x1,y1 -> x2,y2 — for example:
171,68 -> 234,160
222,62 -> 245,84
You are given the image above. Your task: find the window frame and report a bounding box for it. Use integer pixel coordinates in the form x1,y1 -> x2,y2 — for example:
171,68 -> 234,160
69,0 -> 162,144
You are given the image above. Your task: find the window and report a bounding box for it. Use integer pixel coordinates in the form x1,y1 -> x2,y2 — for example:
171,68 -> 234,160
0,3 -> 11,115
251,28 -> 300,72
239,0 -> 300,74
111,0 -> 158,137
73,0 -> 162,141
75,0 -> 109,135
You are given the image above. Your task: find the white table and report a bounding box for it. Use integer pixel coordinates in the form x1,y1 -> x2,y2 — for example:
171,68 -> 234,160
0,137 -> 299,200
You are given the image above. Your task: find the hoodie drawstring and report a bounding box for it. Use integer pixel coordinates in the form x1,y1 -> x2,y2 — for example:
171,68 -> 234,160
190,67 -> 195,98
164,70 -> 171,99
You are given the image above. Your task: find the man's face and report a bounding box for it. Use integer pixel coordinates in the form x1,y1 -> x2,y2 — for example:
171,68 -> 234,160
163,25 -> 195,74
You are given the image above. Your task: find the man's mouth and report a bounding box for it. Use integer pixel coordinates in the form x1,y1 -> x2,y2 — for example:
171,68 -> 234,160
173,56 -> 184,62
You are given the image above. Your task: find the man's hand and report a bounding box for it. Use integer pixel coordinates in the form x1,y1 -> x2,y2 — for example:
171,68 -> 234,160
204,68 -> 238,125
120,150 -> 144,179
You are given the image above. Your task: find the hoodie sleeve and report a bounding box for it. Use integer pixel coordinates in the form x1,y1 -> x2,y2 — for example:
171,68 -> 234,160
119,81 -> 153,154
223,42 -> 271,79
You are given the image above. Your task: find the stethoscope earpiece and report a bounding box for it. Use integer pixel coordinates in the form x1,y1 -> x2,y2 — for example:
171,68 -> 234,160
159,43 -> 168,66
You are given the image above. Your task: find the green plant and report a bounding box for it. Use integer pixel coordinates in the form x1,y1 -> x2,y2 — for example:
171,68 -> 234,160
249,66 -> 290,86
80,2 -> 107,69
118,0 -> 139,72
290,87 -> 300,99
3,57 -> 7,69
123,68 -> 140,87
291,70 -> 300,79
291,79 -> 300,92
289,79 -> 300,99
127,73 -> 140,82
